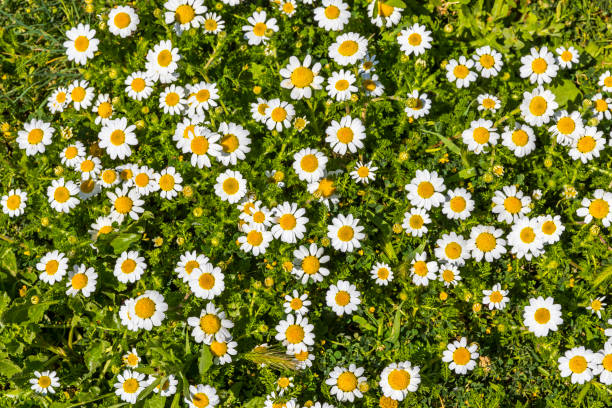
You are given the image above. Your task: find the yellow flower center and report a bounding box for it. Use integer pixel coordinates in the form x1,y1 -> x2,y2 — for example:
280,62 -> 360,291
482,98 -> 496,109
291,67 -> 314,88
165,92 -> 180,107
409,214 -> 423,229
159,174 -> 175,192
71,273 -> 88,290
442,269 -> 455,282
363,79 -> 376,91
453,65 -> 469,79
557,117 -> 575,135
211,340 -> 228,357
196,89 -> 210,103
290,298 -> 303,310
568,356 -> 587,374
335,79 -> 349,91
336,127 -> 354,143
302,256 -> 320,275
184,260 -> 199,275
114,12 -> 131,29
531,58 -> 548,74
131,78 -> 146,92
357,166 -> 369,178
602,354 -> 612,371
80,159 -> 95,172
45,260 -> 59,275
222,177 -> 239,195
115,196 -> 133,214
417,181 -> 434,198
80,179 -> 95,193
337,225 -> 354,242
591,299 -> 602,311
122,378 -> 139,393
134,173 -> 149,187
126,353 -> 139,366
257,103 -> 268,115
192,393 -> 209,408
595,99 -> 608,112
253,22 -> 267,37
279,214 -> 297,230
134,298 -> 156,319
38,376 -> 51,388
55,91 -> 66,103
512,130 -> 529,146
97,102 -> 113,118
64,146 -> 78,159
475,232 -> 496,252
413,261 -> 428,277
473,127 -> 490,144
282,2 -> 294,14
300,154 -> 318,172
99,225 -> 113,235
324,5 -> 340,19
316,178 -> 336,198
576,136 -> 595,153
110,129 -> 125,146
528,96 -> 547,116
28,129 -> 44,144
220,134 -> 239,153
74,36 -> 89,52
271,107 -> 287,122
534,307 -> 550,324
121,259 -> 137,274
337,372 -> 357,392
541,221 -> 556,235
6,195 -> 21,210
503,196 -> 522,214
204,19 -> 218,32
335,290 -> 351,306
560,50 -> 573,62
200,314 -> 221,334
479,54 -> 495,68
388,369 -> 410,390
338,40 -> 358,57
246,230 -> 263,246
175,5 -> 195,24
449,196 -> 466,212
589,199 -> 609,219
199,273 -> 215,290
285,324 -> 305,344
378,2 -> 395,17
604,76 -> 612,87
53,186 -> 70,203
377,268 -> 389,280
157,50 -> 172,67
252,211 -> 266,224
452,347 -> 471,365
444,242 -> 462,259
71,86 -> 86,102
490,291 -> 503,303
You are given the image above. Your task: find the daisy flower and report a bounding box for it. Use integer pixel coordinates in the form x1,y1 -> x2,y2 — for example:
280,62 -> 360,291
16,119 -> 54,156
501,123 -> 536,157
403,89 -> 431,119
130,290 -> 168,331
472,46 -> 503,78
328,32 -> 368,66
379,361 -> 420,401
410,252 -> 438,286
159,84 -> 186,115
442,188 -> 474,220
477,94 -> 501,113
130,166 -> 159,196
314,0 -> 351,31
556,46 -> 579,69
280,55 -> 324,100
586,297 -> 606,318
189,264 -> 225,300
293,348 -> 315,370
397,23 -> 432,56
63,23 -> 98,65
325,115 -> 365,155
439,264 -> 461,287
108,6 -> 139,37
292,243 -> 330,284
402,207 -> 431,237
326,280 -> 361,316
114,251 -> 147,284
210,337 -> 238,365
114,370 -> 148,404
591,93 -> 612,120
164,0 -> 206,34
178,127 -> 221,169
405,169 -> 446,210
434,232 -> 470,266
549,110 -> 584,146
78,179 -> 101,201
217,122 -> 251,165
251,98 -> 269,123
175,251 -> 211,283
520,86 -> 558,127
598,70 -> 612,92
467,225 -> 507,262
202,12 -> 224,34
284,290 -> 311,316
446,56 -> 477,88
239,201 -> 272,231
482,283 -> 509,310
293,148 -> 328,182
186,81 -> 219,117
325,364 -> 366,402
307,176 -> 340,208
362,73 -> 384,96
122,348 -> 140,368
66,264 -> 97,297
350,161 -> 377,184
326,70 -> 357,102
156,167 -> 183,200
214,169 -> 247,204
92,94 -> 114,125
370,262 -> 393,285
461,118 -> 499,154
368,0 -> 403,27
523,296 -> 563,337
124,71 -> 154,101
47,87 -> 69,113
67,80 -> 95,110
327,213 -> 365,252
108,186 -> 144,222
592,342 -> 612,385
537,214 -> 565,244
98,117 -> 138,160
242,11 -> 278,45
491,185 -> 531,224
442,337 -> 479,374
47,178 -> 79,213
145,40 -> 180,83
519,46 -> 559,84
30,371 -> 60,395
153,375 -> 178,397
558,347 -> 595,384
271,202 -> 308,244
36,250 -> 68,285
569,126 -> 606,163
238,224 -> 274,255
89,216 -> 116,240
358,53 -> 378,76
279,0 -> 297,17
276,376 -> 294,396
264,99 -> 295,131
275,314 -> 315,354
75,155 -> 101,180
576,189 -> 612,227
1,188 -> 27,218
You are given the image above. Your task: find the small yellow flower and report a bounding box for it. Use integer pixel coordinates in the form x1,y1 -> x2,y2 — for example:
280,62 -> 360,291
253,85 -> 262,95
176,237 -> 185,246
492,165 -> 504,177
31,295 -> 39,305
264,277 -> 274,287
483,173 -> 494,183
41,217 -> 49,227
1,123 -> 10,132
54,166 -> 64,176
321,237 -> 330,247
19,285 -> 27,297
183,186 -> 193,198
473,303 -> 482,313
283,261 -> 293,272
544,158 -> 553,168
193,207 -> 203,217
153,237 -> 163,247
392,223 -> 403,234
440,291 -> 448,301
398,151 -> 409,161
358,381 -> 369,393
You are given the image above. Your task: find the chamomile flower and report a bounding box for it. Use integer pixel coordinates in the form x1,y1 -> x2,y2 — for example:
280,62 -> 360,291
576,189 -> 612,227
472,46 -> 503,77
523,296 -> 563,337
66,264 -> 97,297
405,169 -> 446,210
549,110 -> 584,146
558,347 -> 595,384
238,224 -> 273,256
467,225 -> 507,262
462,119 -> 499,154
36,250 -> 68,285
326,70 -> 357,101
325,115 -> 365,155
328,32 -> 368,66
251,98 -> 270,123
368,0 -> 403,27
271,202 -> 308,244
501,123 -> 536,157
403,89 -> 431,119
592,342 -> 612,385
114,250 -> 147,284
410,252 -> 438,286
439,264 -> 461,287
482,283 -> 509,310
280,55 -> 324,100
537,214 -> 565,244
239,201 -> 272,231
175,251 -> 211,283
145,40 -> 180,83
47,178 -> 79,213
98,117 -> 138,160
442,188 -> 474,220
379,361 -> 420,401
77,179 -> 101,200
361,73 -> 384,96
119,298 -> 138,332
292,243 -> 330,284
75,156 -> 101,180
556,46 -> 579,69
284,290 -> 311,316
307,176 -> 340,208
598,71 -> 612,92
47,87 -> 69,113
242,11 -> 278,45
591,93 -> 612,120
122,348 -> 140,368
446,56 -> 477,88
397,23 -> 432,56
124,71 -> 154,101
327,213 -> 365,252
358,53 -> 378,76
293,148 -> 328,182
177,127 -> 221,169
314,0 -> 350,32
130,290 -> 168,331
586,297 -> 606,319
67,80 -> 95,110
520,46 -> 559,84
279,0 -> 297,16
202,12 -> 224,34
189,264 -> 225,300
402,207 -> 431,237
216,122 -> 251,166
442,337 -> 479,375
159,84 -> 186,115
89,216 -> 116,240
569,126 -> 606,163
477,94 -> 501,113
99,168 -> 120,188
63,24 -> 98,65
326,280 -> 361,316
264,99 -> 295,131
114,370 -> 148,404
107,185 -> 145,222
129,166 -> 158,196
108,6 -> 140,37
186,81 -> 219,117
210,337 -> 238,365
293,348 -> 316,370
2,189 -> 27,218
520,86 -> 558,126
214,169 -> 247,204
155,167 -> 183,200
30,371 -> 60,395
325,364 -> 366,402
275,313 -> 315,354
434,232 -> 470,266
492,185 -> 531,224
164,0 -> 206,34
370,262 -> 393,285
91,94 -> 114,125
16,119 -> 54,156
350,161 -> 377,184
153,375 -> 178,396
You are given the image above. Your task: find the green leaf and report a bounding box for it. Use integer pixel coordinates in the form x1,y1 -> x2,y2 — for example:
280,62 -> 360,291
110,233 -> 141,254
384,0 -> 407,8
458,167 -> 477,179
144,395 -> 165,408
551,78 -> 581,107
420,129 -> 461,156
387,308 -> 402,345
352,315 -> 376,332
0,247 -> 17,277
0,358 -> 22,378
198,345 -> 213,376
243,397 -> 265,408
84,340 -> 110,374
593,264 -> 612,288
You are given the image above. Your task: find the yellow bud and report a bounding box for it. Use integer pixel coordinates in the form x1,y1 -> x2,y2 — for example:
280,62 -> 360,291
264,277 -> 274,287
176,237 -> 185,246
253,85 -> 262,95
183,185 -> 193,198
31,295 -> 39,304
440,291 -> 448,301
41,217 -> 49,227
193,207 -> 203,217
473,303 -> 482,313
